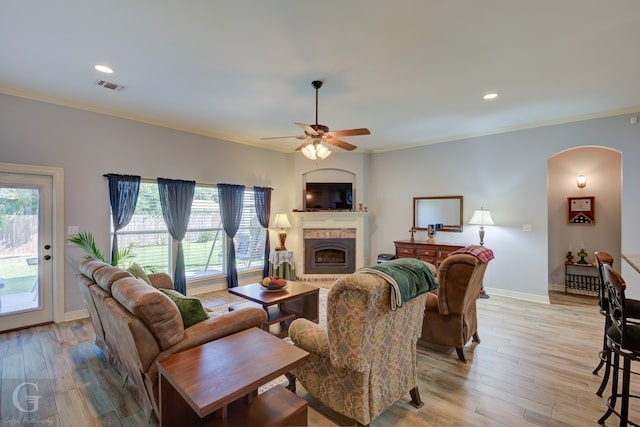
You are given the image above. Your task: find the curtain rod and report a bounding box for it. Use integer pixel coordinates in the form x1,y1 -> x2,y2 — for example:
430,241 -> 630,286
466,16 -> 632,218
103,174 -> 273,190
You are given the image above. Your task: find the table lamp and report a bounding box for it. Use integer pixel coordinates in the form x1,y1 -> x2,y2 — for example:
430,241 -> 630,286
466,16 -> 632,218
273,213 -> 292,251
468,207 -> 495,246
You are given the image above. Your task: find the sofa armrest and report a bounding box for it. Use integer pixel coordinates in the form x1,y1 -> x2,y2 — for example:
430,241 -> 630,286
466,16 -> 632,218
288,318 -> 330,358
162,307 -> 266,357
147,307 -> 266,376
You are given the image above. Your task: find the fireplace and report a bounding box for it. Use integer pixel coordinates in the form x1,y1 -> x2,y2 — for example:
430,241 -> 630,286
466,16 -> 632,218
305,238 -> 356,274
292,211 -> 370,279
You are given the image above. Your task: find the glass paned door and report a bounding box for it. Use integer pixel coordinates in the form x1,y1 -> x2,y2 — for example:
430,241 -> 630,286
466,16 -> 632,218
0,173 -> 53,331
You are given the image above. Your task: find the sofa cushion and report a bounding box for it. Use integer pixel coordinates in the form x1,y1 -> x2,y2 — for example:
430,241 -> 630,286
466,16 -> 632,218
93,265 -> 133,293
159,289 -> 210,328
127,263 -> 152,286
79,258 -> 110,280
111,276 -> 184,349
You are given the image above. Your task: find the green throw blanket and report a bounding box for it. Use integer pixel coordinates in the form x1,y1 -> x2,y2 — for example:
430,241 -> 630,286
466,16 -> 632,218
358,258 -> 439,310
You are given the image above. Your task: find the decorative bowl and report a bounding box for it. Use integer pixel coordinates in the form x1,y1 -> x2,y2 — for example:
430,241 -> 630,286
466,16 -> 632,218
261,277 -> 288,291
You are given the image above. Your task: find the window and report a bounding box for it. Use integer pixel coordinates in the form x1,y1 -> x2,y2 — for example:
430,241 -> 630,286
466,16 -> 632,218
113,182 -> 265,281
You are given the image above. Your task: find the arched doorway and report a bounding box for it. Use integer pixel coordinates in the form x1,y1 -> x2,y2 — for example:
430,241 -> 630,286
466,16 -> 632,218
547,146 -> 622,296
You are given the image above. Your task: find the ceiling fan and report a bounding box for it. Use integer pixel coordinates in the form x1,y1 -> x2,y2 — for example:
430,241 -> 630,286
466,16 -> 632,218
261,80 -> 370,158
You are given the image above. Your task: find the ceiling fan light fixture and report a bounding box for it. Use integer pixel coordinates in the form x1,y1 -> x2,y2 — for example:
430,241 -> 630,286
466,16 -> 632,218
301,144 -> 317,160
316,143 -> 331,159
301,141 -> 331,160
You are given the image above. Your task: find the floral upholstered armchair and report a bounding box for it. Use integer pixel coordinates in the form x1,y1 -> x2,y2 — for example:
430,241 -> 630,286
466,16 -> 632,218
287,271 -> 428,426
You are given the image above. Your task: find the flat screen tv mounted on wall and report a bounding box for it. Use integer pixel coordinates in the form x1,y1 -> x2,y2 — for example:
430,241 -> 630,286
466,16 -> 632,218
304,182 -> 353,211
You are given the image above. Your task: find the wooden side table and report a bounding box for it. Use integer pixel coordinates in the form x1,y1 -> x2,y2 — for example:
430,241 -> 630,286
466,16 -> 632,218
158,327 -> 309,426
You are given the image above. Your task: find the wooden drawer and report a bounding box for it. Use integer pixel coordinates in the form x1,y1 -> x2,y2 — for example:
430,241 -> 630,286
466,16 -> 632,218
417,248 -> 437,258
418,255 -> 437,265
394,240 -> 466,269
396,244 -> 416,257
438,247 -> 459,261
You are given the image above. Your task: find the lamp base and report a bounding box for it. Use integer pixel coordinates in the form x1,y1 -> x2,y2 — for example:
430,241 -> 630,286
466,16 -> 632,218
278,230 -> 287,251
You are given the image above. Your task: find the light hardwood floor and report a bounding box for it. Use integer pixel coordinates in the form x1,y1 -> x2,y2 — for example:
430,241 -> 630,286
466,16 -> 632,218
0,290 -> 635,426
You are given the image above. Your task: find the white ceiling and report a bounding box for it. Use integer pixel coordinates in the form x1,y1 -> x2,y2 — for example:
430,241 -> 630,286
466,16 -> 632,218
2,1 -> 640,153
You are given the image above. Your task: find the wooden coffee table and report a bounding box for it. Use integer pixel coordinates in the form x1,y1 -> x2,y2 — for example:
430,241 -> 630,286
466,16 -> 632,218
158,327 -> 309,426
228,281 -> 319,338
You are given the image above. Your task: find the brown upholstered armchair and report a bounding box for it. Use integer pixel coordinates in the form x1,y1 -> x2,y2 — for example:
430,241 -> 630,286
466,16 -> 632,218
287,272 -> 427,426
418,253 -> 490,362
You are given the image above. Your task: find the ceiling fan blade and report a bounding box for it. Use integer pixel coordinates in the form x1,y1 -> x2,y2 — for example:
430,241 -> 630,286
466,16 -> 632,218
295,122 -> 319,136
260,135 -> 306,140
326,137 -> 357,151
295,139 -> 313,151
328,128 -> 370,137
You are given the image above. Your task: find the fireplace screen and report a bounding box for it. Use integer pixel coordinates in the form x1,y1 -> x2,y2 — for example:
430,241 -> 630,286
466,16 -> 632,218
305,238 -> 356,274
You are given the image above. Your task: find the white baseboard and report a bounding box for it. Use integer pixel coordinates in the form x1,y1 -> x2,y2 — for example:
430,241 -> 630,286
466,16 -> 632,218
64,308 -> 89,322
483,287 -> 550,304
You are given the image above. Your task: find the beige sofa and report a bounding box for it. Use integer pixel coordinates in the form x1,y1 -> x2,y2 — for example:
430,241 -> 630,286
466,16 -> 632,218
76,258 -> 267,420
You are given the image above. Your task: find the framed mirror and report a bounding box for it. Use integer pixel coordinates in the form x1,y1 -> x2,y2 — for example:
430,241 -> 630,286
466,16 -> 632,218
413,196 -> 463,232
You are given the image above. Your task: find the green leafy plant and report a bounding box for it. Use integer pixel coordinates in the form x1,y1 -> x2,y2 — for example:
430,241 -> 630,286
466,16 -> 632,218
68,230 -> 147,269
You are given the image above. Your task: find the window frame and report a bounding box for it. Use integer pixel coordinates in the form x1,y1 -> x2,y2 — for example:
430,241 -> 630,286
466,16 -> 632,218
110,180 -> 266,283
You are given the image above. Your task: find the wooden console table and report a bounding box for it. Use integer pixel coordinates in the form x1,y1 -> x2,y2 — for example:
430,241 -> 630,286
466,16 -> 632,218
394,240 -> 466,269
158,327 -> 309,426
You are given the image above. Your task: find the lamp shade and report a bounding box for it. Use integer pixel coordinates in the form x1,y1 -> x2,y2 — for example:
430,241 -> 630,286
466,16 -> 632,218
468,208 -> 495,226
272,213 -> 292,229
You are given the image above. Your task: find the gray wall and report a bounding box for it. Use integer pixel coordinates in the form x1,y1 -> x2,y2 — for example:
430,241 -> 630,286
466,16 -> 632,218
0,93 -> 296,313
2,91 -> 640,316
368,115 -> 640,299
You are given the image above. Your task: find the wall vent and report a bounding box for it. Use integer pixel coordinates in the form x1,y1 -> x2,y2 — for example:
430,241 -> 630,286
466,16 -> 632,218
95,79 -> 126,91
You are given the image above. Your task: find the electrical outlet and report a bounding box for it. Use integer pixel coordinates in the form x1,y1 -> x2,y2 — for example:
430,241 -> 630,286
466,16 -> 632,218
631,116 -> 638,124
68,226 -> 79,235
523,224 -> 532,232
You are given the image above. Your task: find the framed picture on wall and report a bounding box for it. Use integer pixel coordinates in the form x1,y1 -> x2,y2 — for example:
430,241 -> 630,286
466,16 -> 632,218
567,196 -> 595,224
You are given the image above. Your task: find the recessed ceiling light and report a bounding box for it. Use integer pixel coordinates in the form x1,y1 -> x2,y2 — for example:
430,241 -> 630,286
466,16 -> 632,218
483,93 -> 498,100
94,64 -> 113,74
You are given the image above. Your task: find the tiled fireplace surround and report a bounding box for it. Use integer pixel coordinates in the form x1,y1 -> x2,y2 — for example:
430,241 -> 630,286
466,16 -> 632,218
291,212 -> 370,281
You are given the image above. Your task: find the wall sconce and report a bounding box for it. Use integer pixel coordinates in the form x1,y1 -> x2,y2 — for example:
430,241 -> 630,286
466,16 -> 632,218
576,175 -> 587,188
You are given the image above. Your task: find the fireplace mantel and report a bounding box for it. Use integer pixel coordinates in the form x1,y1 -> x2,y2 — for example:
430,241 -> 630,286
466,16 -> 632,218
291,212 -> 370,279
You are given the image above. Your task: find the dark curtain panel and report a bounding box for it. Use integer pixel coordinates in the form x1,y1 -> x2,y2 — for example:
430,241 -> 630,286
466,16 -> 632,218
253,186 -> 272,278
157,178 -> 195,295
217,183 -> 245,288
104,174 -> 141,263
